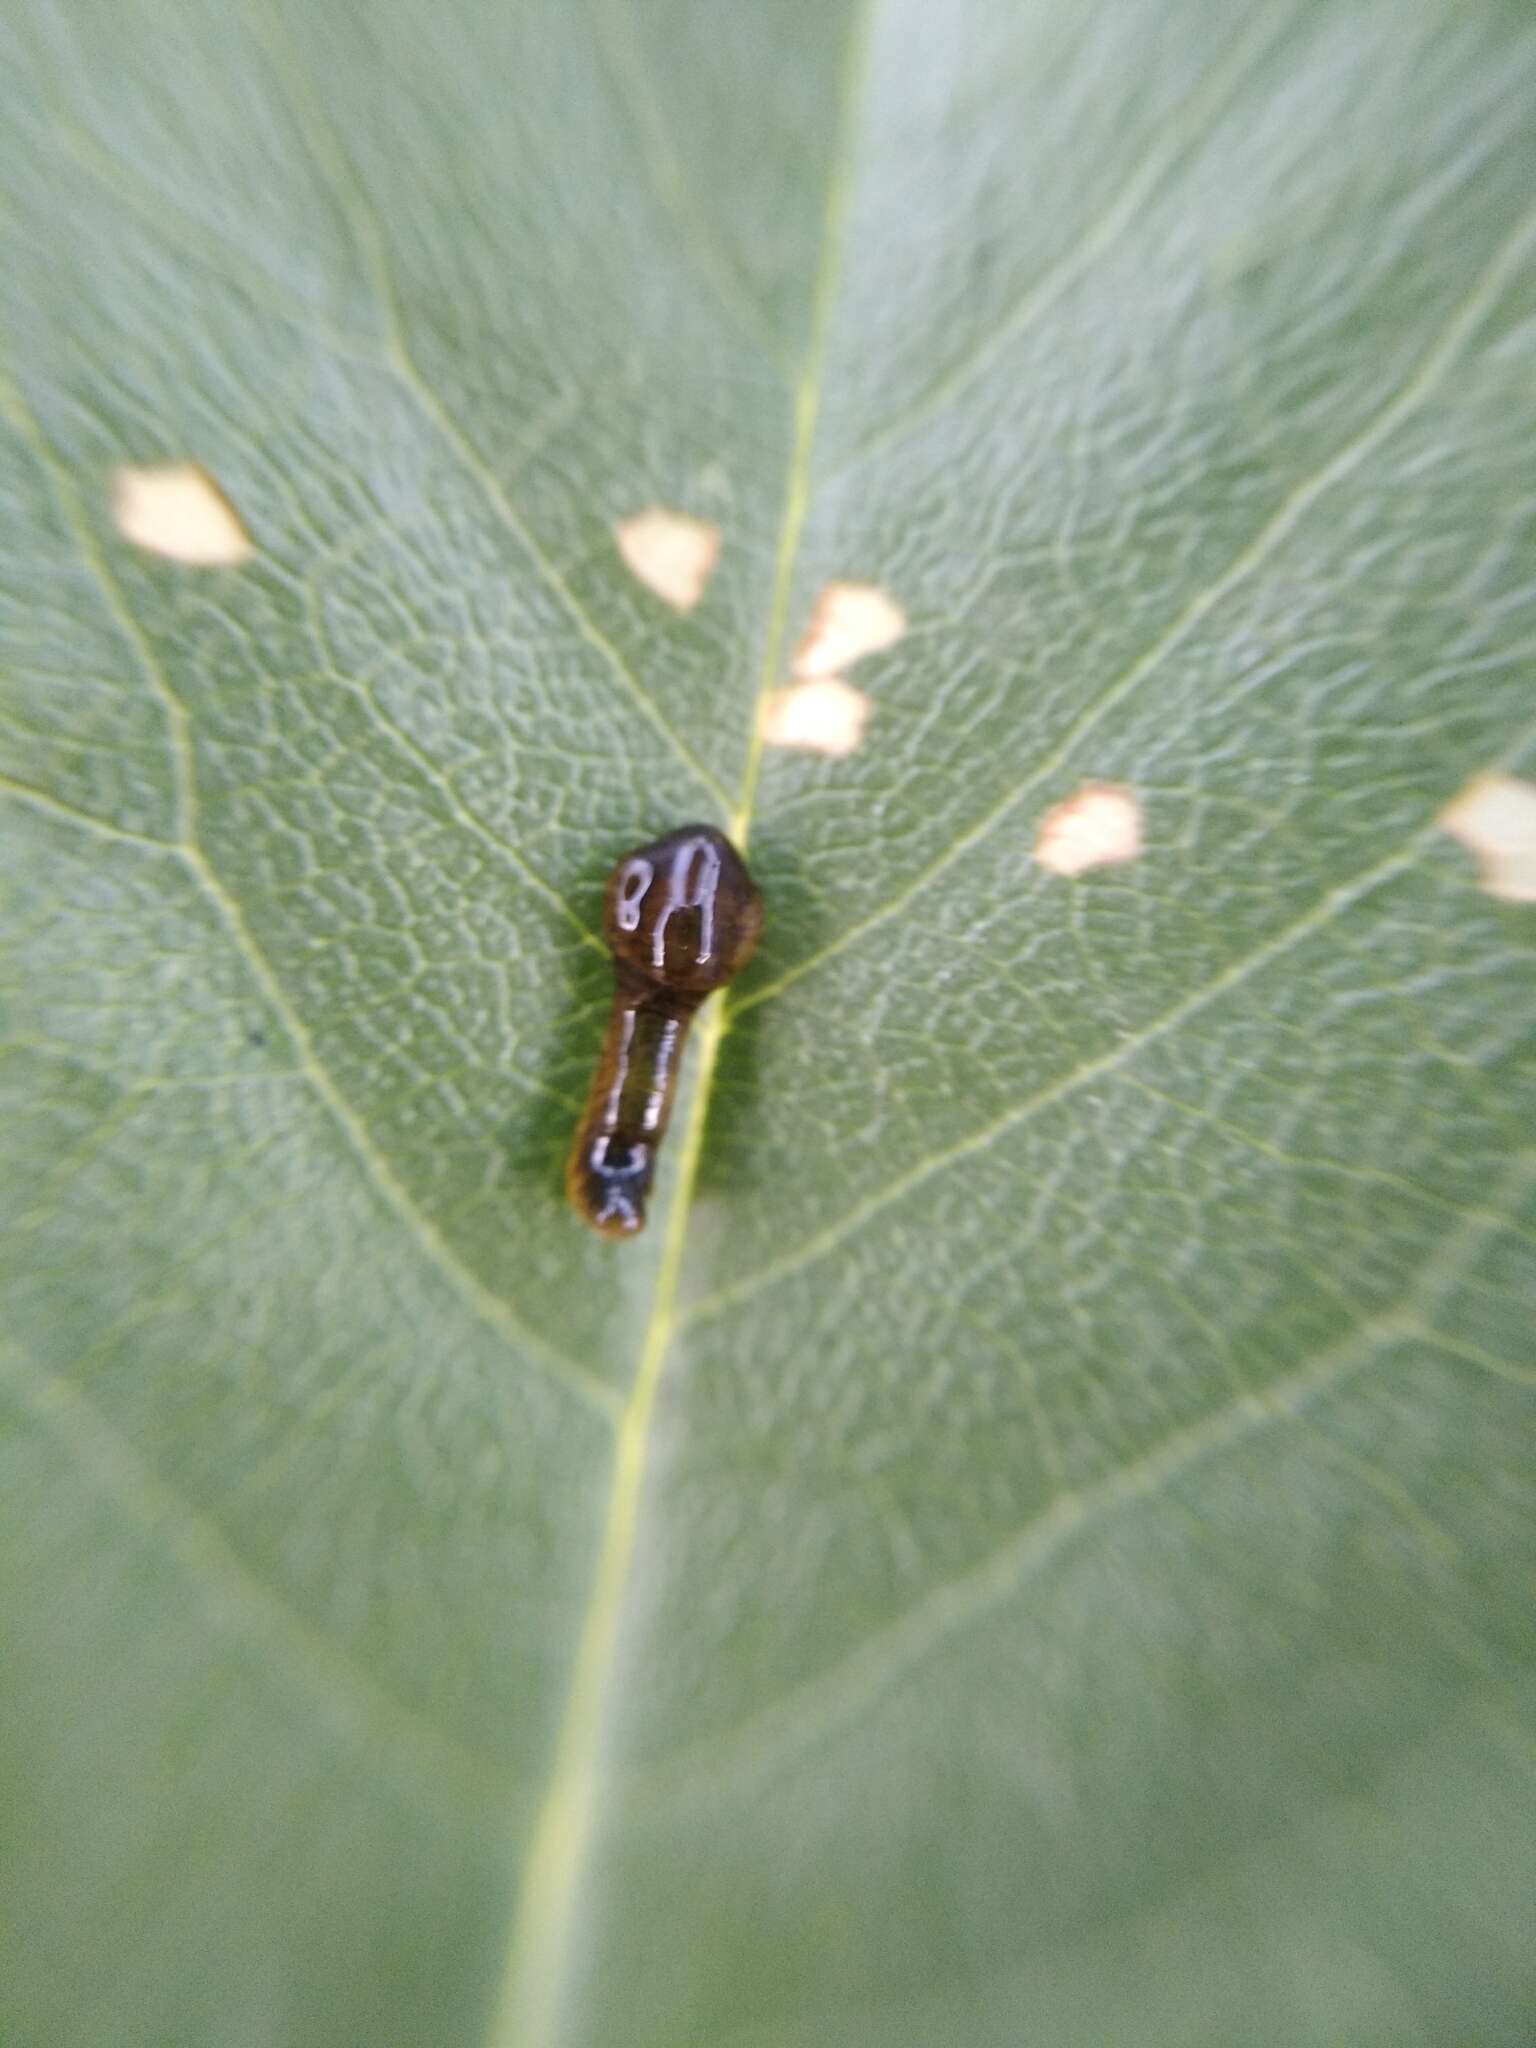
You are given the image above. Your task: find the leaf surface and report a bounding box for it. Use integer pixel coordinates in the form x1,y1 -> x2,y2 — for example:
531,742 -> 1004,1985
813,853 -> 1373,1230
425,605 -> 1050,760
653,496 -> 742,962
2,2 -> 1535,2044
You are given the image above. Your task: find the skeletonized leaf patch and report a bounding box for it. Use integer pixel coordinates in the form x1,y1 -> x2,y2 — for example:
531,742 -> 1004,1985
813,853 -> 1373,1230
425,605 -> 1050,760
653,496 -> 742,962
761,675 -> 872,756
1438,771 -> 1536,902
613,507 -> 721,612
792,581 -> 906,678
111,463 -> 254,565
1034,783 -> 1143,875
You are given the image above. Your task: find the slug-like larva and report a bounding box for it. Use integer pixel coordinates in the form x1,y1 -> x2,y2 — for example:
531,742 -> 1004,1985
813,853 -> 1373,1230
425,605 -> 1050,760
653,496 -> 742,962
567,824 -> 763,1237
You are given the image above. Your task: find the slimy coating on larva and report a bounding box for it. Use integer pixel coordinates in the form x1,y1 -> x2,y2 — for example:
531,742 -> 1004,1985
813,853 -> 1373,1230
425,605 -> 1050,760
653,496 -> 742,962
567,825 -> 763,1237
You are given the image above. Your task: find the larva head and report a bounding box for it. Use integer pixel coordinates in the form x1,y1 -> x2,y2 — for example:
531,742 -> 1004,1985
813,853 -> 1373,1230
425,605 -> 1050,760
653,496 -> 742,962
603,824 -> 763,996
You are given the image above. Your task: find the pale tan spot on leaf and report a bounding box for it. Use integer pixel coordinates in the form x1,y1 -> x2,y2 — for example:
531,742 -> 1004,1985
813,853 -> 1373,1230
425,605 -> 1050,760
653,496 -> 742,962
760,676 -> 871,757
1034,783 -> 1143,876
1438,771 -> 1536,902
613,507 -> 721,612
793,581 -> 906,679
111,462 -> 254,565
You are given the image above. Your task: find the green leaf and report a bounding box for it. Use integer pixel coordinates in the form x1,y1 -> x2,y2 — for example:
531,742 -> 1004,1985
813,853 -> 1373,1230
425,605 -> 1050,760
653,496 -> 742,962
3,1 -> 1534,2043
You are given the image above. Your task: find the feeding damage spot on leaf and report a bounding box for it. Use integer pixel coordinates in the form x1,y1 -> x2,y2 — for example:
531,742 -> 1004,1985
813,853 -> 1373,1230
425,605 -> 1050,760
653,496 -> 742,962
762,580 -> 905,756
1438,771 -> 1536,902
792,580 -> 906,679
1034,783 -> 1143,876
760,675 -> 872,757
111,462 -> 254,565
613,506 -> 721,612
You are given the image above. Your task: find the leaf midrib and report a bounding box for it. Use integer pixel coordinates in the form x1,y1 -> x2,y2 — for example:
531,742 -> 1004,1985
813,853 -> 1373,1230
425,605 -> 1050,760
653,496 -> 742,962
481,5 -> 875,2041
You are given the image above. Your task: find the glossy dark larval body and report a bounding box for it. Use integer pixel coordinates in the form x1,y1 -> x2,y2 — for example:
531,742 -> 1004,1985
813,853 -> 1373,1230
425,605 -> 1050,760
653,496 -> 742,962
567,825 -> 763,1237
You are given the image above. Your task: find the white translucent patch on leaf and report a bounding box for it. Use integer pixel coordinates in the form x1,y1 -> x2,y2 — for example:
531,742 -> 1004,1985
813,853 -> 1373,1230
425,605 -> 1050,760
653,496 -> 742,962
793,581 -> 906,679
1034,783 -> 1143,876
760,676 -> 871,756
111,463 -> 254,565
613,506 -> 721,612
1438,771 -> 1536,902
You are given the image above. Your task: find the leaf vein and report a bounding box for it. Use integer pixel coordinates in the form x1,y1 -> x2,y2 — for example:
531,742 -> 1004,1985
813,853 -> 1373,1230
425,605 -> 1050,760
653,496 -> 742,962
642,1173 -> 1533,1801
297,558 -> 607,953
0,1349 -> 503,1819
586,0 -> 794,378
0,772 -> 178,852
0,357 -> 618,1422
733,196 -> 1536,1020
689,823 -> 1450,1327
836,9 -> 1282,476
1117,1072 -> 1536,1257
247,0 -> 733,813
482,7 -> 876,2040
